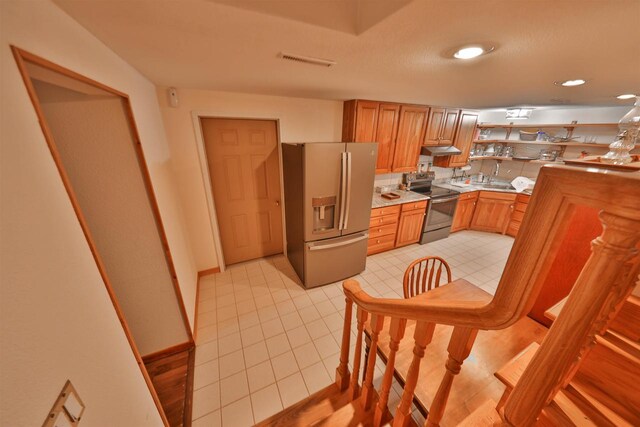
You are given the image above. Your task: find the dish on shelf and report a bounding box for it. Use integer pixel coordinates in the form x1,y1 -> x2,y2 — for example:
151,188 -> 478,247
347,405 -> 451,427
512,155 -> 539,160
519,130 -> 537,141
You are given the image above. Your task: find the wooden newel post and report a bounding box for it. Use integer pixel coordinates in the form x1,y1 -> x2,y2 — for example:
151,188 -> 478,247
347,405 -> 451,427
393,321 -> 435,427
504,211 -> 640,426
425,326 -> 478,427
336,296 -> 354,391
374,317 -> 407,427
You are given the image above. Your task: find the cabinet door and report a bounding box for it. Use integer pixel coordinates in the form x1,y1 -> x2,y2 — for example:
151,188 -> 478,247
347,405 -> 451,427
391,105 -> 429,172
354,101 -> 379,142
374,103 -> 401,174
395,209 -> 425,247
439,109 -> 460,146
423,107 -> 445,145
434,110 -> 478,168
451,198 -> 476,232
470,197 -> 514,233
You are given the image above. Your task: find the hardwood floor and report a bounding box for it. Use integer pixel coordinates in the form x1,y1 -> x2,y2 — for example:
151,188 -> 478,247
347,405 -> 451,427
145,347 -> 195,427
370,317 -> 547,426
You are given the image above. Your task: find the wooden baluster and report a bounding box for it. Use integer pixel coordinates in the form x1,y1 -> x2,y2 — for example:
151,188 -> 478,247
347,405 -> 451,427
504,211 -> 640,426
361,313 -> 385,410
373,318 -> 407,427
335,296 -> 353,391
350,307 -> 369,399
393,321 -> 435,427
425,326 -> 478,427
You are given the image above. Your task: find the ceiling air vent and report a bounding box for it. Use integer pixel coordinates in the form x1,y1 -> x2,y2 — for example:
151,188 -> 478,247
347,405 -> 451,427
279,52 -> 336,67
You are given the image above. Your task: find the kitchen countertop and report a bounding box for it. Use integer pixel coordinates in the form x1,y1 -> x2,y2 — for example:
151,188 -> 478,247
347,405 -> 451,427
371,190 -> 429,208
434,182 -> 533,195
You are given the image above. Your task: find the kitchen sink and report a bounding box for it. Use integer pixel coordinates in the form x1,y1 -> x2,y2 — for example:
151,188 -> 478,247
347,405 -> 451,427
482,183 -> 514,190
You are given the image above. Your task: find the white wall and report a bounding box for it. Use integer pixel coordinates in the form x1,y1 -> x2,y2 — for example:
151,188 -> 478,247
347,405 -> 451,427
1,1 -> 196,425
157,87 -> 344,270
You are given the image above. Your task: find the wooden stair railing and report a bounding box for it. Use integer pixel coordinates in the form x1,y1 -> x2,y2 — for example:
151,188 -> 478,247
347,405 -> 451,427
333,165 -> 640,426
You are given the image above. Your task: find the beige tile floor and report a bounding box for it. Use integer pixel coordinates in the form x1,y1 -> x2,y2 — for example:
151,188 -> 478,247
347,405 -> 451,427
191,230 -> 514,426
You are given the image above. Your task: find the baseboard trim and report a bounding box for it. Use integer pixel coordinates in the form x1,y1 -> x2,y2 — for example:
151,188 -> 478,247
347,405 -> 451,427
142,341 -> 194,364
198,267 -> 220,278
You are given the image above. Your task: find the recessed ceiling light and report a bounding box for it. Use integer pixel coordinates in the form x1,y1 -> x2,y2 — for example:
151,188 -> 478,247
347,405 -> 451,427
555,79 -> 586,87
453,45 -> 494,60
617,94 -> 636,100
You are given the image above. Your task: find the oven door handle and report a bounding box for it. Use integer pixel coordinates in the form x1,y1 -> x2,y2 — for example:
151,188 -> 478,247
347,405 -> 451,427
430,196 -> 460,204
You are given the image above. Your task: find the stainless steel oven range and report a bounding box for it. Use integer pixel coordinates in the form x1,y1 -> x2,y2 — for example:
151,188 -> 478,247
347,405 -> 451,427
403,172 -> 460,244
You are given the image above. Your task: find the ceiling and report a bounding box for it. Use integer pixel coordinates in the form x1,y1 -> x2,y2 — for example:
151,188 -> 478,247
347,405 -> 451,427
53,0 -> 640,108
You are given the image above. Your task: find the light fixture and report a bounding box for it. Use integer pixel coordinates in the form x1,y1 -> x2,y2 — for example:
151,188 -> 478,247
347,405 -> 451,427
506,108 -> 534,120
452,45 -> 494,60
555,79 -> 586,87
617,94 -> 637,100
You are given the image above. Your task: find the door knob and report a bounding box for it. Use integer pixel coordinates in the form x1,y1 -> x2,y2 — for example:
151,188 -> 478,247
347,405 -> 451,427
275,200 -> 280,206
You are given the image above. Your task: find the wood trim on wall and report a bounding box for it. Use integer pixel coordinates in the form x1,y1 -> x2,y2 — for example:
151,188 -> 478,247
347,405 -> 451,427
11,46 -> 188,427
198,267 -> 221,278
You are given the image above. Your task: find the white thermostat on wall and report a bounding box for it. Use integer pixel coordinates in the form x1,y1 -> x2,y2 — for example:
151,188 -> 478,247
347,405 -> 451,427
168,87 -> 179,108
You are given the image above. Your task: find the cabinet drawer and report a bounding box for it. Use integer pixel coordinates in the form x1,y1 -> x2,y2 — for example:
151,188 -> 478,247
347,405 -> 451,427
506,220 -> 521,237
401,200 -> 428,212
511,210 -> 525,223
367,233 -> 396,255
369,223 -> 397,238
371,205 -> 401,218
369,213 -> 399,227
516,194 -> 530,204
514,202 -> 528,214
459,191 -> 479,201
479,191 -> 517,201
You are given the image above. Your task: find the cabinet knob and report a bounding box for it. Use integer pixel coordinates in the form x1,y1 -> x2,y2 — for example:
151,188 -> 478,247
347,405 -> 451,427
376,240 -> 381,244
378,228 -> 382,232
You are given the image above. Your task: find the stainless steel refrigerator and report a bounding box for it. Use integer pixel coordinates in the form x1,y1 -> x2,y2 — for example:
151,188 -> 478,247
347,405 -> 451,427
282,142 -> 377,288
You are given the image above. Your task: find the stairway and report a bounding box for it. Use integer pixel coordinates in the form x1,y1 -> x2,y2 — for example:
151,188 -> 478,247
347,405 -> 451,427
462,295 -> 640,426
258,167 -> 640,426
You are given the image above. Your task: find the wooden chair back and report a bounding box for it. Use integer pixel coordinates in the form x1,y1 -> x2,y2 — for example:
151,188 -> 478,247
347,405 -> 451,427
403,256 -> 452,298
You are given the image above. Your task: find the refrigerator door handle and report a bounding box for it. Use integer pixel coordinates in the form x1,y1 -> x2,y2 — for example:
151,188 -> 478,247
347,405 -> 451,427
343,151 -> 352,230
308,233 -> 369,251
338,152 -> 347,230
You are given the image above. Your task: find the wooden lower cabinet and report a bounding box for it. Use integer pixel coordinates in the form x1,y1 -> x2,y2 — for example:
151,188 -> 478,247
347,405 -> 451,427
506,194 -> 530,237
367,201 -> 427,254
451,191 -> 478,232
367,205 -> 401,255
470,191 -> 517,234
395,202 -> 427,247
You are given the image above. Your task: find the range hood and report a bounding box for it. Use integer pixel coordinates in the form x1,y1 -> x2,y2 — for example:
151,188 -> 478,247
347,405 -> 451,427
420,145 -> 462,156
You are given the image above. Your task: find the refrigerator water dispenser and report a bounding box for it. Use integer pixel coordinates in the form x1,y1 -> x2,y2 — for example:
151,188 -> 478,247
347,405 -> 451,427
312,196 -> 336,232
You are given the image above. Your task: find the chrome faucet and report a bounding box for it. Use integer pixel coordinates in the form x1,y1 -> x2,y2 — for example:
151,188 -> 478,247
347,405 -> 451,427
487,162 -> 501,184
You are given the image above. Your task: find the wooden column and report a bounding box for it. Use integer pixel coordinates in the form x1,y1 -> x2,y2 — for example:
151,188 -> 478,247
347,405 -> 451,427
425,326 -> 478,427
335,297 -> 353,391
373,318 -> 407,427
350,307 -> 369,399
361,314 -> 385,410
504,211 -> 640,426
393,321 -> 435,427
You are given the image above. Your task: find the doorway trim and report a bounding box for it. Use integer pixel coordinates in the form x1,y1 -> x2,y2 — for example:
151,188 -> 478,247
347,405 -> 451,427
191,111 -> 287,272
11,46 -> 191,426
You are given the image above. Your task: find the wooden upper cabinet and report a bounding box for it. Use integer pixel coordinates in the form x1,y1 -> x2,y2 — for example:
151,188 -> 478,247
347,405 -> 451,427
440,109 -> 460,145
374,104 -> 401,174
342,100 -> 379,142
424,108 -> 459,146
391,105 -> 429,172
433,110 -> 478,168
